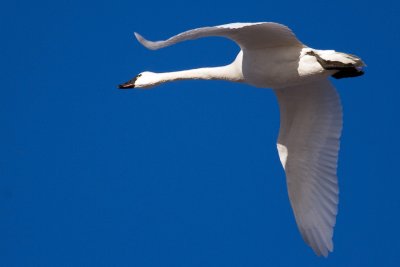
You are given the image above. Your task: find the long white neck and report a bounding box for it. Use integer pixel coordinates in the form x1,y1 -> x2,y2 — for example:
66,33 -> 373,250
155,61 -> 243,85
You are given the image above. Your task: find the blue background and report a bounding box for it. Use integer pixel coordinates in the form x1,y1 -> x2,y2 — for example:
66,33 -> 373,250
2,0 -> 400,266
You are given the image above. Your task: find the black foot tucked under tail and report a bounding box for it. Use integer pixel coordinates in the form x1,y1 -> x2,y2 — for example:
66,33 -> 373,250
331,68 -> 364,79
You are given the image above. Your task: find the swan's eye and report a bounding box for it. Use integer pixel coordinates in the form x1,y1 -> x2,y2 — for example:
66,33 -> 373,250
137,73 -> 142,77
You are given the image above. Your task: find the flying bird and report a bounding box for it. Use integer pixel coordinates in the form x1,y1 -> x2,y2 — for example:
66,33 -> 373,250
119,22 -> 365,257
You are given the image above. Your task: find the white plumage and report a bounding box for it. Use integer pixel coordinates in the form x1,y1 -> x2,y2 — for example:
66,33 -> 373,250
275,79 -> 342,256
119,22 -> 365,257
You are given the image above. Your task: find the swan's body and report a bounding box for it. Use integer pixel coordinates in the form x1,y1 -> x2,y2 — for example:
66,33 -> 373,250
119,22 -> 365,257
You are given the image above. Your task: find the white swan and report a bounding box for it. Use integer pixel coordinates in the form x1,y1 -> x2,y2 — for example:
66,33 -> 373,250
119,22 -> 365,257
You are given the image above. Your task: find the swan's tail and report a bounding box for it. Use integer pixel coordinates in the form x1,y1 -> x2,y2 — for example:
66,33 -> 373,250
308,50 -> 366,79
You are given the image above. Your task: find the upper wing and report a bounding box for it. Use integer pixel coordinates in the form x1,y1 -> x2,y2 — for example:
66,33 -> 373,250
273,79 -> 343,257
134,22 -> 303,50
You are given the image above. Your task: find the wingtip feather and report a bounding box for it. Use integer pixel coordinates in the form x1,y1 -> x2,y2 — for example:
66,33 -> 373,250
133,32 -> 141,41
134,32 -> 158,50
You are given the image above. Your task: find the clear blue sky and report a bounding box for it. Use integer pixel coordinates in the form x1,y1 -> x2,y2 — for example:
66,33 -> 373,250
2,0 -> 400,266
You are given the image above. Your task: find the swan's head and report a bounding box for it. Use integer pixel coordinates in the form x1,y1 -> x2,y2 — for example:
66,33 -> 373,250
118,71 -> 160,89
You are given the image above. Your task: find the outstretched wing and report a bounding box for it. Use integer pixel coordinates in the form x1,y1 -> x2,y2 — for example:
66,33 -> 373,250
274,79 -> 342,257
134,22 -> 303,50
